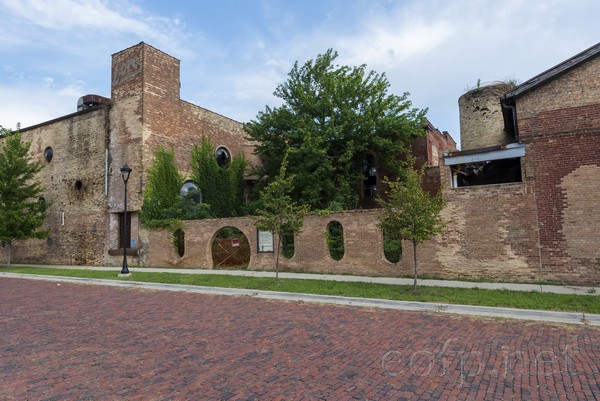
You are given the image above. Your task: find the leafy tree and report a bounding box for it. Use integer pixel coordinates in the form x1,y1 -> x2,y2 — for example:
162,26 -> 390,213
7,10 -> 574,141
377,157 -> 445,290
140,146 -> 210,229
140,146 -> 185,226
254,153 -> 309,278
245,48 -> 426,210
191,136 -> 247,218
0,128 -> 49,264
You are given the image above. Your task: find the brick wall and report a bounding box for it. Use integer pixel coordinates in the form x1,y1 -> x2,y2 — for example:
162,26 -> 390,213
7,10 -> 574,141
515,55 -> 600,285
6,108 -> 111,265
143,194 -> 550,283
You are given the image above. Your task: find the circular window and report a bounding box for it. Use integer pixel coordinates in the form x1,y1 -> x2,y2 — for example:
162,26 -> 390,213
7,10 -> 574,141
180,181 -> 201,203
216,146 -> 231,167
44,147 -> 53,162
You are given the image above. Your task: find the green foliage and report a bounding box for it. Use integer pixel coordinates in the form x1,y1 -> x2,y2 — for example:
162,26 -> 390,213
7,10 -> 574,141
140,147 -> 184,224
254,153 -> 309,277
245,48 -> 427,210
5,266 -> 600,314
377,156 -> 445,289
0,129 -> 49,263
382,225 -> 402,263
140,146 -> 211,229
191,136 -> 247,218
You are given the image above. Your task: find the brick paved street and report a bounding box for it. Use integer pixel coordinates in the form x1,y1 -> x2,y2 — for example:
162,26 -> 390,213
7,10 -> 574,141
1,278 -> 599,401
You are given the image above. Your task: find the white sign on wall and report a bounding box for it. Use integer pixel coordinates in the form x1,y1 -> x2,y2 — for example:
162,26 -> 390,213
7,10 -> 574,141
257,230 -> 274,253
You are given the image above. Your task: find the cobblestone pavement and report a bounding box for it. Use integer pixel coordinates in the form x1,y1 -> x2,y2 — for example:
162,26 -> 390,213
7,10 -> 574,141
1,278 -> 599,401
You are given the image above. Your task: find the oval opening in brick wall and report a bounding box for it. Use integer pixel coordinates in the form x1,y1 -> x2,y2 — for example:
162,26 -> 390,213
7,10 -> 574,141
326,221 -> 344,261
173,228 -> 185,257
43,147 -> 53,162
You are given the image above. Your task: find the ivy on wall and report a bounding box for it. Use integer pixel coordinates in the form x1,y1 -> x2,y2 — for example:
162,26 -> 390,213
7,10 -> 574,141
190,136 -> 247,218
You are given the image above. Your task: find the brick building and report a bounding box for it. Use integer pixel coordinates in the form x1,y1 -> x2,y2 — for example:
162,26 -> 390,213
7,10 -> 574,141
2,41 -> 599,286
0,43 -> 259,266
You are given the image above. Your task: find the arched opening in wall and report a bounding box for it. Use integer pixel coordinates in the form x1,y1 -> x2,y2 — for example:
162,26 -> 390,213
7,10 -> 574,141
74,180 -> 83,191
281,228 -> 295,259
382,226 -> 402,263
326,221 -> 344,261
212,226 -> 250,269
173,228 -> 185,257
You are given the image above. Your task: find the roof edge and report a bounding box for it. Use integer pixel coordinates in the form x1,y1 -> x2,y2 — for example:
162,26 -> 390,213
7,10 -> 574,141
505,42 -> 600,100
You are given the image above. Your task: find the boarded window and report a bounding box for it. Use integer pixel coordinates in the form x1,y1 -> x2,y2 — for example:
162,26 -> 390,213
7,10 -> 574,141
119,212 -> 131,249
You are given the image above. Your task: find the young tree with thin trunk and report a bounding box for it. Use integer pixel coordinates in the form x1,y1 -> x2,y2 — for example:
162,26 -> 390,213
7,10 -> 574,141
0,129 -> 49,264
254,153 -> 309,278
377,157 -> 445,290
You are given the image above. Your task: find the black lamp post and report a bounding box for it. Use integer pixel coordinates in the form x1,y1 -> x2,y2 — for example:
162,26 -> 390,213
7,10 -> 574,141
120,163 -> 132,275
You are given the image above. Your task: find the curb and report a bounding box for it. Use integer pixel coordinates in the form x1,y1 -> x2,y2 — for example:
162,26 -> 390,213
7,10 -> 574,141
2,272 -> 598,327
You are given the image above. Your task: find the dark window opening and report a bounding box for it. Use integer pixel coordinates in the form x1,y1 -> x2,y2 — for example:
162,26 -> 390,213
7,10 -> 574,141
44,147 -> 53,162
119,212 -> 132,249
451,157 -> 522,187
216,146 -> 231,167
363,153 -> 377,197
74,180 -> 83,191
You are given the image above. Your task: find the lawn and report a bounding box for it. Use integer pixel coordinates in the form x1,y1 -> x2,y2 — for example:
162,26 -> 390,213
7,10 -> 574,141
1,266 -> 599,314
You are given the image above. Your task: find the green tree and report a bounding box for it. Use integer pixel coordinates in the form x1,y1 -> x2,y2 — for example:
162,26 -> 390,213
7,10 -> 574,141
0,128 -> 49,264
140,147 -> 185,227
191,136 -> 247,218
254,153 -> 309,278
141,146 -> 210,229
245,48 -> 426,210
377,157 -> 445,290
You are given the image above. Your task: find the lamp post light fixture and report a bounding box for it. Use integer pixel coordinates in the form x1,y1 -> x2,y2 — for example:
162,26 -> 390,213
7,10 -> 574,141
120,163 -> 132,276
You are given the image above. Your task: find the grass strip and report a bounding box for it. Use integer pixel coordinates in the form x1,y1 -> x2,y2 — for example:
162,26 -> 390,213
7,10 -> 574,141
1,266 -> 599,314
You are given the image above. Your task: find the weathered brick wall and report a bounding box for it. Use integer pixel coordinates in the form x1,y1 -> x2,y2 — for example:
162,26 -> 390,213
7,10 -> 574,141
515,55 -> 600,285
5,108 -> 111,265
143,197 -> 551,283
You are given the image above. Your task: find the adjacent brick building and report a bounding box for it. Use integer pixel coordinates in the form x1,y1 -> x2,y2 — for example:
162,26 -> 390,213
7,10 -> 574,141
2,41 -> 599,286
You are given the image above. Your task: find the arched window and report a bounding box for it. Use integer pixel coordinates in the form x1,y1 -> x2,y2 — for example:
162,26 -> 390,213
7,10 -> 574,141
216,146 -> 231,167
326,221 -> 344,261
43,147 -> 53,163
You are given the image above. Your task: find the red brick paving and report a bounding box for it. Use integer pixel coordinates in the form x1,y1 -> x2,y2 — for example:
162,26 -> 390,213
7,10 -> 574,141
0,277 -> 599,401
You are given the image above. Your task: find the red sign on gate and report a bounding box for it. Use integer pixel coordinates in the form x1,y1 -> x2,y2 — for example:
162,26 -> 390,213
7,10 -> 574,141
231,238 -> 240,248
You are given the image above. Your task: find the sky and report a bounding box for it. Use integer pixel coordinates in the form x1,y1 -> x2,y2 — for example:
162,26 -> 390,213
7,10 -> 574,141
1,0 -> 599,146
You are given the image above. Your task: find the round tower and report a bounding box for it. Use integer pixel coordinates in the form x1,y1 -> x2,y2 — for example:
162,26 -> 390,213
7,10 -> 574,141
458,82 -> 515,150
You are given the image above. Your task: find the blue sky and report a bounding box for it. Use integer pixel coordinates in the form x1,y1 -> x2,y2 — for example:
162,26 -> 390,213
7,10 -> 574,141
1,0 -> 599,146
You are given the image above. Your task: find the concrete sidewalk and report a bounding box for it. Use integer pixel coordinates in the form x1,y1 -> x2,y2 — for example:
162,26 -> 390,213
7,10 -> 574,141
7,263 -> 599,296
